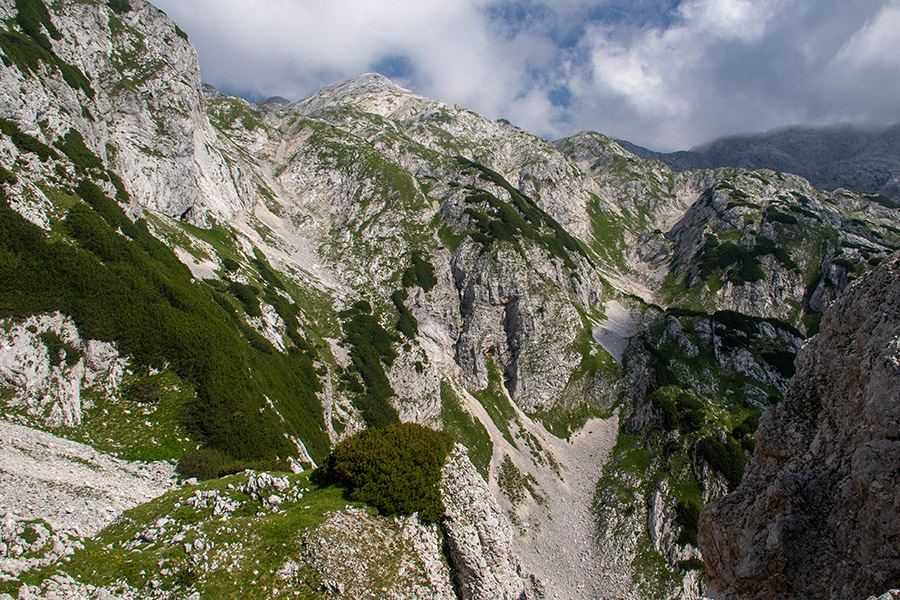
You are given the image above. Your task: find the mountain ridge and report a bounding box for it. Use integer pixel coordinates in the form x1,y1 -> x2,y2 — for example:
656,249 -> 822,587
615,122 -> 900,202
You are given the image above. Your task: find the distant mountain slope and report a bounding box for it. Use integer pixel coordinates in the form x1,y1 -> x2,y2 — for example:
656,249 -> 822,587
617,123 -> 900,202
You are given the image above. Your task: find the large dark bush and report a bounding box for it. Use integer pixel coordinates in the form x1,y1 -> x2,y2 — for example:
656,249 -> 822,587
107,0 -> 132,14
315,423 -> 453,522
696,436 -> 747,489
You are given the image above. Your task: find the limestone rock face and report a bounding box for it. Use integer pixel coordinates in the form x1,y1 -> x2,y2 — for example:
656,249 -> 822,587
0,0 -> 248,224
440,445 -> 537,600
699,254 -> 900,599
0,313 -> 126,428
292,73 -> 601,243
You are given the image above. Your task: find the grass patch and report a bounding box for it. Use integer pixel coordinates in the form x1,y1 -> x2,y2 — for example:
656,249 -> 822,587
439,381 -> 492,479
470,357 -> 519,449
531,398 -> 607,440
73,370 -> 195,462
31,471 -> 361,599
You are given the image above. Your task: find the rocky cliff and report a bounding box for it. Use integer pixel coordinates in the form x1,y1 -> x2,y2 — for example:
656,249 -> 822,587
699,254 -> 900,599
0,0 -> 247,224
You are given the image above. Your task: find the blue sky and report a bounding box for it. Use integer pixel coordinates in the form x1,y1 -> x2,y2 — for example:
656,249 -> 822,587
153,0 -> 900,151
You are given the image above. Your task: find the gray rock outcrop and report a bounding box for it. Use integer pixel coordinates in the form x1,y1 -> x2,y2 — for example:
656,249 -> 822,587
699,254 -> 900,599
0,313 -> 126,428
296,507 -> 454,600
440,445 -> 538,600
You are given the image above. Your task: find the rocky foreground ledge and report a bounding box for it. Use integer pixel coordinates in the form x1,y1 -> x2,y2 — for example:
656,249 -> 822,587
699,254 -> 900,599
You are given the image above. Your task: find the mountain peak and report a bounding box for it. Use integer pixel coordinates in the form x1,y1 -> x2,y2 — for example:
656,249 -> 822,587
292,72 -> 417,117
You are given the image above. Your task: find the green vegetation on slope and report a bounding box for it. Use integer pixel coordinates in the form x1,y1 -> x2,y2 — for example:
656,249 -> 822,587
0,118 -> 57,161
440,381 -> 492,478
337,300 -> 400,429
400,251 -> 437,292
455,156 -> 588,270
1,1 -> 95,98
55,129 -> 103,172
0,179 -> 328,463
10,471 -> 362,600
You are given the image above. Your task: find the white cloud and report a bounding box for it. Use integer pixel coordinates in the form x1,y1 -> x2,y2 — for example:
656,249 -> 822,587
833,0 -> 900,69
152,0 -> 900,150
677,0 -> 779,41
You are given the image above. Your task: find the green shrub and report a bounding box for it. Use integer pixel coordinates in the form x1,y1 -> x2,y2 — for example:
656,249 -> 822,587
123,379 -> 161,404
752,236 -> 796,268
107,0 -> 132,14
15,0 -> 61,51
175,448 -> 289,481
696,436 -> 747,489
221,257 -> 240,271
0,165 -> 17,185
765,209 -> 798,225
736,257 -> 765,283
391,289 -> 418,339
408,252 -> 437,292
454,157 -> 586,269
57,130 -> 102,171
649,389 -> 705,433
713,310 -> 759,335
761,350 -> 796,378
866,194 -> 900,210
0,27 -> 94,98
38,330 -> 81,367
175,447 -> 232,481
227,281 -> 261,317
315,423 -> 452,522
677,557 -> 706,573
732,413 -> 760,439
698,237 -> 767,284
675,501 -> 701,546
0,118 -> 57,161
338,300 -> 399,428
649,389 -> 678,430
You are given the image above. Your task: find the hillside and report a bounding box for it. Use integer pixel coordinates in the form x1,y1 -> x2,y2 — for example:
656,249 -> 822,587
0,1 -> 898,599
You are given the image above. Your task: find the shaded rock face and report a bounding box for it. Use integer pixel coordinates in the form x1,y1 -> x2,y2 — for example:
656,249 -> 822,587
699,255 -> 900,599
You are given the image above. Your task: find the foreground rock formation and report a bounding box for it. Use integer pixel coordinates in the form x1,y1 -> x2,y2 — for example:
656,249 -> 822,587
700,254 -> 900,599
